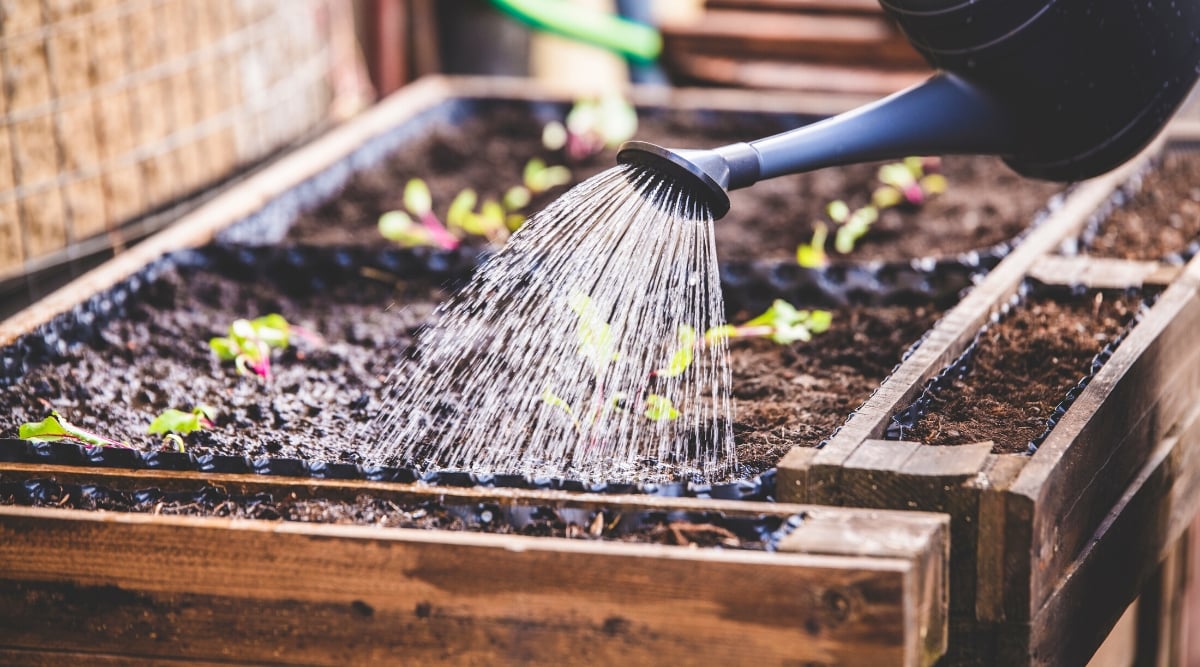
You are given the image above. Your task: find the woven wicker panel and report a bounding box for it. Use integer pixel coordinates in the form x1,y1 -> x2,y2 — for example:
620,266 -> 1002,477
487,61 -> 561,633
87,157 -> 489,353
0,0 -> 339,280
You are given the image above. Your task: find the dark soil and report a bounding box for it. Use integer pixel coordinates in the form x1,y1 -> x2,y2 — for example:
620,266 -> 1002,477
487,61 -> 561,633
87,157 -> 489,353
1084,152 -> 1200,260
0,264 -> 446,464
732,303 -> 942,470
287,103 -> 1064,264
0,481 -> 774,549
903,293 -> 1141,453
0,262 -> 940,478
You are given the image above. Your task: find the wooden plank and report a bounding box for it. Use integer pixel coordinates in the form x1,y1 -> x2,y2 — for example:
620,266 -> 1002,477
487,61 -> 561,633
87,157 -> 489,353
1028,255 -> 1182,289
0,647 -> 238,666
0,505 -> 947,666
1133,532 -> 1188,667
1011,253 -> 1200,620
665,54 -> 929,95
974,455 -> 1029,623
660,10 -> 926,67
1025,394 -> 1200,666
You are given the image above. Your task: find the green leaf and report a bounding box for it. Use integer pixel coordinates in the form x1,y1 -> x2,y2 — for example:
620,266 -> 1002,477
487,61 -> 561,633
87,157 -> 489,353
502,185 -> 531,212
872,185 -> 904,209
644,394 -> 680,421
446,189 -> 478,229
569,293 -> 618,371
807,310 -> 834,334
20,411 -> 127,448
523,157 -> 547,187
596,95 -> 638,147
796,222 -> 829,268
251,314 -> 290,349
878,162 -> 916,189
403,178 -> 433,216
542,120 -> 567,150
903,155 -> 925,178
703,324 -> 737,345
657,325 -> 697,378
524,158 -> 572,193
209,336 -> 238,360
826,200 -> 850,223
744,299 -> 802,329
19,414 -> 70,442
920,173 -> 948,196
148,408 -> 209,436
379,210 -> 436,246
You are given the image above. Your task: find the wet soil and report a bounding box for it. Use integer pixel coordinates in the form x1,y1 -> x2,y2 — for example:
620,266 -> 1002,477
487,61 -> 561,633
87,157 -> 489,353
1084,152 -> 1200,260
903,293 -> 1141,453
0,261 -> 940,478
1,481 -> 775,549
287,103 -> 1064,264
731,303 -> 941,470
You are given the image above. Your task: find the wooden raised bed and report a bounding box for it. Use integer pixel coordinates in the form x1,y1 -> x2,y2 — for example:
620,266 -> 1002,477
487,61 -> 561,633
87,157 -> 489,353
0,468 -> 947,666
778,131 -> 1200,663
1,77 -> 1198,665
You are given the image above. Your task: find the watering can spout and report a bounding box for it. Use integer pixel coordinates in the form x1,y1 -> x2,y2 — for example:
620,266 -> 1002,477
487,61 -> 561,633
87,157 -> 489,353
617,73 -> 1011,218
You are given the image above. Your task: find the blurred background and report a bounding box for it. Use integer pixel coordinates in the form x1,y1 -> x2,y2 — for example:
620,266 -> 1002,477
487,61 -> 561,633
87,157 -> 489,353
0,0 -> 932,315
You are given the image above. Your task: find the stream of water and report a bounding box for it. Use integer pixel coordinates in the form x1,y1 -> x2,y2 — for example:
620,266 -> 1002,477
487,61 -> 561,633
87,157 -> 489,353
363,165 -> 735,482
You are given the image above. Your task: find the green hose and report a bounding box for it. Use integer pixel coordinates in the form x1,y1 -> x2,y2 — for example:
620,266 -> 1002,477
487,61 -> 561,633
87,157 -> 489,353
490,0 -> 662,64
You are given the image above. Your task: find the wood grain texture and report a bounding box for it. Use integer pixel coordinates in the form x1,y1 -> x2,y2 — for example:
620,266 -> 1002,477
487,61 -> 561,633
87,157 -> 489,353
1028,255 -> 1181,290
660,10 -> 925,67
0,504 -> 947,666
1025,397 -> 1200,666
1011,251 -> 1200,620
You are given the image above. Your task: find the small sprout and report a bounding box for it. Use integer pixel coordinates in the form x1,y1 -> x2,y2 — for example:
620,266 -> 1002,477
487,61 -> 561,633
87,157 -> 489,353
871,186 -> 905,209
643,394 -> 680,421
796,222 -> 830,268
875,156 -> 946,207
549,96 -> 639,161
541,389 -> 575,416
209,314 -> 294,380
163,434 -> 186,452
542,120 -> 568,151
656,325 -> 697,378
378,178 -> 459,250
447,189 -> 478,230
721,299 -> 833,345
523,158 -> 573,193
379,210 -> 436,247
570,293 -> 619,372
834,206 -> 879,254
19,411 -> 130,449
503,185 -> 531,211
826,200 -> 850,224
403,178 -> 434,216
148,405 -> 216,437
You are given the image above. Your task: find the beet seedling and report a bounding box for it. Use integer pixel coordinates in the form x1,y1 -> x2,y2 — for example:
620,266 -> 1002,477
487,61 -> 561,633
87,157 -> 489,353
378,179 -> 461,249
20,411 -> 130,448
661,300 -> 834,378
543,95 -> 638,162
543,295 -> 682,430
209,313 -> 321,381
874,156 -> 946,208
715,299 -> 833,344
797,156 -> 948,262
148,405 -> 216,452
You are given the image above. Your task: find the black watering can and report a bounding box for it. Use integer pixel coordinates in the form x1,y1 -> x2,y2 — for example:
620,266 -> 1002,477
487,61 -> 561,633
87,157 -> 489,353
618,0 -> 1200,218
